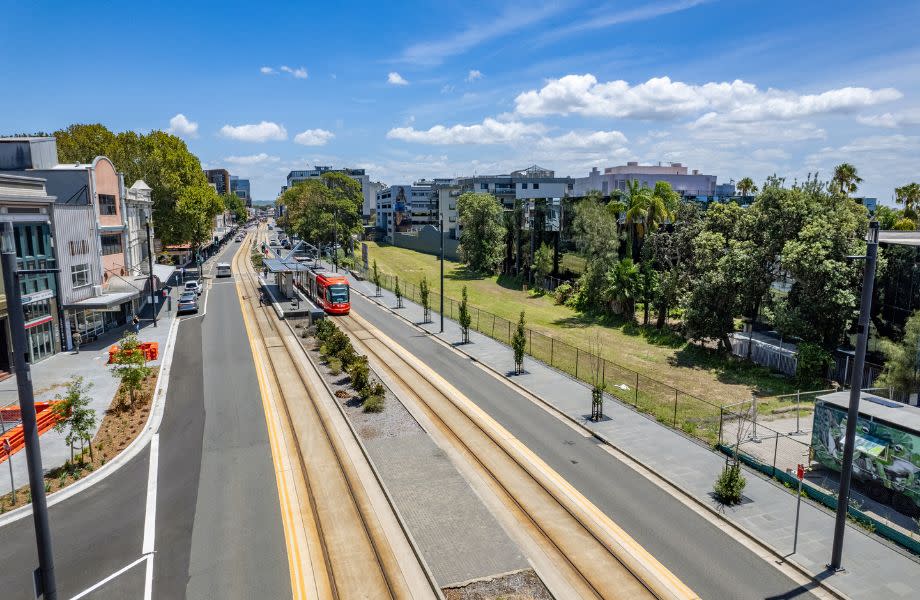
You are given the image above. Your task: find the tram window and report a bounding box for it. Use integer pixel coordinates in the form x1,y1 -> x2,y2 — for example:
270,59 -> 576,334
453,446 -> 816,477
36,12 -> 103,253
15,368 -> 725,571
328,284 -> 349,303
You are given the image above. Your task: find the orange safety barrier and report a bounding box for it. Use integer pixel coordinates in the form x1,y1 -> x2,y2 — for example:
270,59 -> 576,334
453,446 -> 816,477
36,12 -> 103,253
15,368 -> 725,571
0,401 -> 66,465
108,342 -> 158,364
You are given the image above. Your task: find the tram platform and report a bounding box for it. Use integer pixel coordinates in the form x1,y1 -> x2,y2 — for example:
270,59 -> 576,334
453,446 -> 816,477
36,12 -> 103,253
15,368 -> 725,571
259,276 -> 324,322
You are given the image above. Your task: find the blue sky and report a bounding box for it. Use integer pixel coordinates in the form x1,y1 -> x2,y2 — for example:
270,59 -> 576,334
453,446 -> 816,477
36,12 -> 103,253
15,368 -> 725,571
2,0 -> 919,201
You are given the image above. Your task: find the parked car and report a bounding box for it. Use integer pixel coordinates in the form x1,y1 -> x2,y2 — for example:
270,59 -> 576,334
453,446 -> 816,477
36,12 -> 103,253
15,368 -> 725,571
184,280 -> 202,296
235,235 -> 244,242
177,292 -> 199,314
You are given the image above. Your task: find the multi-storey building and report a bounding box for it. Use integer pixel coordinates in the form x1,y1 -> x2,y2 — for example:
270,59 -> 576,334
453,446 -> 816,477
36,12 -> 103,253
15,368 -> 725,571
205,168 -> 231,196
230,175 -> 252,207
375,180 -> 445,241
573,162 -> 717,199
123,180 -> 153,275
285,166 -> 374,221
0,173 -> 61,368
437,166 -> 573,240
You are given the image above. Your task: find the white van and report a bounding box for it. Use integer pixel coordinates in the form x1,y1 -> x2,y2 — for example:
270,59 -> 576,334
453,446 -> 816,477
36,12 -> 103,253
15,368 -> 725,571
216,263 -> 232,278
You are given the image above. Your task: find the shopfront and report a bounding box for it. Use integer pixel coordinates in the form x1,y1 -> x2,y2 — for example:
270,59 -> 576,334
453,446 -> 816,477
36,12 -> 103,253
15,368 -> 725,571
63,290 -> 139,348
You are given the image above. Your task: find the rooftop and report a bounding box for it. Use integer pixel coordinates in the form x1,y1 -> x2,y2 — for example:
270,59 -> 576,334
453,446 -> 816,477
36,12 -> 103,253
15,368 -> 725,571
817,390 -> 920,433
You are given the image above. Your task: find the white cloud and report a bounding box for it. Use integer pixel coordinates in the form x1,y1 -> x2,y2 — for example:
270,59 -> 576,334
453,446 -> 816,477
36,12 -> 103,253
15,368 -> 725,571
540,0 -> 709,45
440,84 -> 455,95
388,72 -> 409,86
686,115 -> 827,144
466,69 -> 483,82
219,121 -> 288,142
514,74 -> 901,122
293,128 -> 335,146
260,66 -> 276,75
167,113 -> 198,138
750,148 -> 791,162
280,65 -> 308,79
387,118 -> 540,145
857,109 -> 920,128
536,130 -> 628,151
839,134 -> 920,153
224,153 -> 280,165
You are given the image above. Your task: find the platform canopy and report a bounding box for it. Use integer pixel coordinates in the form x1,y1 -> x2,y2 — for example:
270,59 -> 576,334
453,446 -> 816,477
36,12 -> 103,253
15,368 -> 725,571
263,257 -> 313,273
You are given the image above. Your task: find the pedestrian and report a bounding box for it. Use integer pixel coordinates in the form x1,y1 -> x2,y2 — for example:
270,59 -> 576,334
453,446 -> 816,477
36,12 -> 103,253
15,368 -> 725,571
72,329 -> 82,354
132,314 -> 140,334
180,266 -> 185,283
258,290 -> 264,307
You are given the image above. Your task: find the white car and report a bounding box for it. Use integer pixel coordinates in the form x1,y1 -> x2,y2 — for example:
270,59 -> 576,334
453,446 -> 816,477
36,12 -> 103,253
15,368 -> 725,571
184,280 -> 202,296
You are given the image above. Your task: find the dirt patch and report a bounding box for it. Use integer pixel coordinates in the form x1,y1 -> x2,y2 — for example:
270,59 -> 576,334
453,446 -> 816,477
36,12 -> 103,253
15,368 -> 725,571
0,368 -> 159,513
443,569 -> 552,600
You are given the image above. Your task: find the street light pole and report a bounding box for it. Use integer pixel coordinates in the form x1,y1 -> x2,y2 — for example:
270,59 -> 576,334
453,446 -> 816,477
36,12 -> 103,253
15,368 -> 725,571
439,211 -> 445,333
0,223 -> 57,599
830,220 -> 879,571
145,219 -> 157,328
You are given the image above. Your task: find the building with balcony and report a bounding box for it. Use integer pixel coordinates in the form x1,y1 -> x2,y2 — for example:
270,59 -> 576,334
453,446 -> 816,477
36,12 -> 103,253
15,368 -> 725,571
375,180 -> 444,241
205,168 -> 231,196
573,162 -> 717,199
0,173 -> 61,369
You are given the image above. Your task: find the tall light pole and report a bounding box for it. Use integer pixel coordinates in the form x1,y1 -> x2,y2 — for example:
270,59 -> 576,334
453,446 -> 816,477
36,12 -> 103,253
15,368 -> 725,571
830,220 -> 879,571
439,211 -> 444,333
145,217 -> 157,328
1,223 -> 57,599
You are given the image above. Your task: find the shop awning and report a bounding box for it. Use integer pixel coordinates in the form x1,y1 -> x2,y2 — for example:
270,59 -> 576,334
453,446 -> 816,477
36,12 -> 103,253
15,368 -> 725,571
152,264 -> 176,286
64,290 -> 139,309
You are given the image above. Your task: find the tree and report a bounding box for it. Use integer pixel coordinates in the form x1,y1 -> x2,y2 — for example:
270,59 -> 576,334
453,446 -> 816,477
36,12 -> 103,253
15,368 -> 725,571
736,177 -> 757,199
895,182 -> 920,219
572,195 -> 619,312
532,243 -> 553,291
175,185 -> 224,262
602,258 -> 640,320
419,276 -> 431,323
893,217 -> 916,231
52,376 -> 97,464
53,123 -> 118,163
223,193 -> 248,223
682,232 -> 738,351
645,203 -> 703,328
512,311 -> 527,375
831,162 -> 862,198
875,205 -> 902,230
877,310 -> 920,399
372,260 -> 381,297
110,333 -> 153,408
394,275 -> 403,309
458,286 -> 472,343
457,192 -> 504,272
637,263 -> 659,326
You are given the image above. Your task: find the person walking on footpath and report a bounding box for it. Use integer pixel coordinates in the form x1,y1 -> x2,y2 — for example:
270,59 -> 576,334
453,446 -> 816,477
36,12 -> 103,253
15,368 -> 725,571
132,314 -> 140,334
72,329 -> 82,354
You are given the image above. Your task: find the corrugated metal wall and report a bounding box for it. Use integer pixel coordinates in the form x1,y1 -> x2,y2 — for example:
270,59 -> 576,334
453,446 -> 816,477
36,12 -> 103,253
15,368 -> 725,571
51,204 -> 102,303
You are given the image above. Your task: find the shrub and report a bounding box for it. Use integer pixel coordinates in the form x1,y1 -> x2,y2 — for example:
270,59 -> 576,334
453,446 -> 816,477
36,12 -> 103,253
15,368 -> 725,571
713,462 -> 747,505
553,282 -> 573,305
363,394 -> 384,413
315,318 -> 336,342
796,342 -> 832,386
327,357 -> 342,375
347,357 -> 371,397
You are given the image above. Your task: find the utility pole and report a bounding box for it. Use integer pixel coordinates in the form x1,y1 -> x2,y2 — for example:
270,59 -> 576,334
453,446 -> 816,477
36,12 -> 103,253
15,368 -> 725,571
1,223 -> 57,599
145,218 -> 157,328
332,208 -> 339,273
439,211 -> 445,333
830,220 -> 879,571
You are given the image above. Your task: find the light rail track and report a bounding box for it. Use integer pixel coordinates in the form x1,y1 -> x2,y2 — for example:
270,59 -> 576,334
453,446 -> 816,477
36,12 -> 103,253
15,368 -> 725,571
232,228 -> 438,599
336,310 -> 699,600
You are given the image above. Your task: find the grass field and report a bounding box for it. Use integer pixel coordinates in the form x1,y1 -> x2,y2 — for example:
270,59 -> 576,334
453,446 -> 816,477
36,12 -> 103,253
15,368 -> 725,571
362,242 -> 801,408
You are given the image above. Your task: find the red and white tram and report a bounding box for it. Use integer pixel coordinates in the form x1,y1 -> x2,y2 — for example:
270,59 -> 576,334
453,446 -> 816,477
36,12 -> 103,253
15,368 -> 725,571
297,268 -> 350,315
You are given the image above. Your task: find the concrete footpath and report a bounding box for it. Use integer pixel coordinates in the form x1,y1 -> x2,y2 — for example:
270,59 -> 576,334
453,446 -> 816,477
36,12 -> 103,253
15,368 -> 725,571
343,268 -> 920,600
0,304 -> 176,496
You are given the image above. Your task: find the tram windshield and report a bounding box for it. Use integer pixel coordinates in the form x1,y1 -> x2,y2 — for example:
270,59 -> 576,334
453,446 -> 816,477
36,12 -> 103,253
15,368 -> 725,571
328,284 -> 349,304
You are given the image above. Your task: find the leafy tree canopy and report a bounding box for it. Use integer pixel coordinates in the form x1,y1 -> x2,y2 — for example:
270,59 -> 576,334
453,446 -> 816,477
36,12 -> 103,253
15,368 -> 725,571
457,192 -> 504,273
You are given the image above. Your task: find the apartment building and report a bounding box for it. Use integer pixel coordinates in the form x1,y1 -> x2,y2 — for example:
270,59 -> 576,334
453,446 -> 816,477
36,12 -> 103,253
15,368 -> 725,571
285,165 -> 375,221
205,168 -> 231,195
230,175 -> 252,207
573,162 -> 717,199
375,180 -> 445,241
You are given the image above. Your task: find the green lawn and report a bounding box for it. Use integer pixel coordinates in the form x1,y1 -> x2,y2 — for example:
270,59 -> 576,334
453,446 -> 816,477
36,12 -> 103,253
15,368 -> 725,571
362,242 -> 801,410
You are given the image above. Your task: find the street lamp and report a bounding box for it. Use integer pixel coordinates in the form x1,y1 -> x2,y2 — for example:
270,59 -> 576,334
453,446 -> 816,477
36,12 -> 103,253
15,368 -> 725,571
439,211 -> 445,333
829,220 -> 879,571
145,217 -> 157,328
0,222 -> 58,599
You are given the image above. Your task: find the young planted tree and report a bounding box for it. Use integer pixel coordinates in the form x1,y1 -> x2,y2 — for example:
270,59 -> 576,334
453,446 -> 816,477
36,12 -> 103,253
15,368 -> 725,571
110,333 -> 153,409
588,332 -> 605,421
419,276 -> 431,323
394,275 -> 403,309
458,286 -> 472,344
372,259 -> 381,297
52,376 -> 97,464
512,311 -> 527,375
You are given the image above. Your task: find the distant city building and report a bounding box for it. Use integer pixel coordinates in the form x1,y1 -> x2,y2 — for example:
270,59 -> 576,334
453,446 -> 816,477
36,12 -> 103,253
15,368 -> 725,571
0,137 -> 59,170
205,168 -> 231,195
230,175 -> 252,207
437,165 -> 573,240
715,182 -> 736,198
285,166 -> 374,221
573,162 -> 717,199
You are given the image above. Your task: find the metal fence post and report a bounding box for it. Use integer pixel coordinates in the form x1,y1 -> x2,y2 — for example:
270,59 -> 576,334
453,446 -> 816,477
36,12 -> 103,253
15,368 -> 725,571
719,407 -> 724,445
673,389 -> 679,427
507,320 -> 511,343
491,314 -> 495,337
576,347 -> 580,378
528,329 -> 532,355
635,372 -> 639,407
550,337 -> 554,366
772,432 -> 780,478
602,359 -> 606,388
477,310 -> 480,332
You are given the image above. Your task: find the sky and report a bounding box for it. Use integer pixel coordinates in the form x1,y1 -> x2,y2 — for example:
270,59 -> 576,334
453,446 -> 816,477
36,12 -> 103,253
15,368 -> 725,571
2,0 -> 919,202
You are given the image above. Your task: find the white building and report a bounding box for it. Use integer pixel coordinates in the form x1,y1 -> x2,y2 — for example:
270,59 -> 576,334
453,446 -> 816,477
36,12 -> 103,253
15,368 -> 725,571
285,166 -> 375,221
376,180 -> 441,241
123,180 -> 153,275
573,162 -> 717,199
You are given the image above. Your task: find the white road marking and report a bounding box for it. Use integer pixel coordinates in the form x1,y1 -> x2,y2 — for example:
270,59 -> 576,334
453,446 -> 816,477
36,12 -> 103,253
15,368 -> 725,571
68,555 -> 149,600
142,432 -> 160,600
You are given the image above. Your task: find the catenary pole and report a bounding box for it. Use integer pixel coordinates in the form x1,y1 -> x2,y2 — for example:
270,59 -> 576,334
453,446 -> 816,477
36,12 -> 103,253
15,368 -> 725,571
830,220 -> 879,570
440,211 -> 445,333
146,219 -> 157,327
1,223 -> 57,599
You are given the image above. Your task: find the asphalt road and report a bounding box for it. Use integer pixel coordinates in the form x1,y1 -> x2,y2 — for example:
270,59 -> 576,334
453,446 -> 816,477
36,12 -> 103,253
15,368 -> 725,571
0,238 -> 289,599
351,292 -> 819,600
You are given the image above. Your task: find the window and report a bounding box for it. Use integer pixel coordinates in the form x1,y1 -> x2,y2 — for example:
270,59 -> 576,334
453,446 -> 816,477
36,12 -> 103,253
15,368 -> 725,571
69,239 -> 89,255
25,226 -> 34,256
101,234 -> 122,256
71,263 -> 90,288
533,183 -> 540,189
480,183 -> 488,190
521,183 -> 528,189
98,194 -> 117,215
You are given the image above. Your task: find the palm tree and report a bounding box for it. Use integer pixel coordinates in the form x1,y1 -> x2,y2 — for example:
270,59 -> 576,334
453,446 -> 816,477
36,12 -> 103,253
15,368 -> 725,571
832,163 -> 862,198
736,177 -> 757,199
624,180 -> 650,261
603,258 -> 640,319
895,182 -> 920,218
